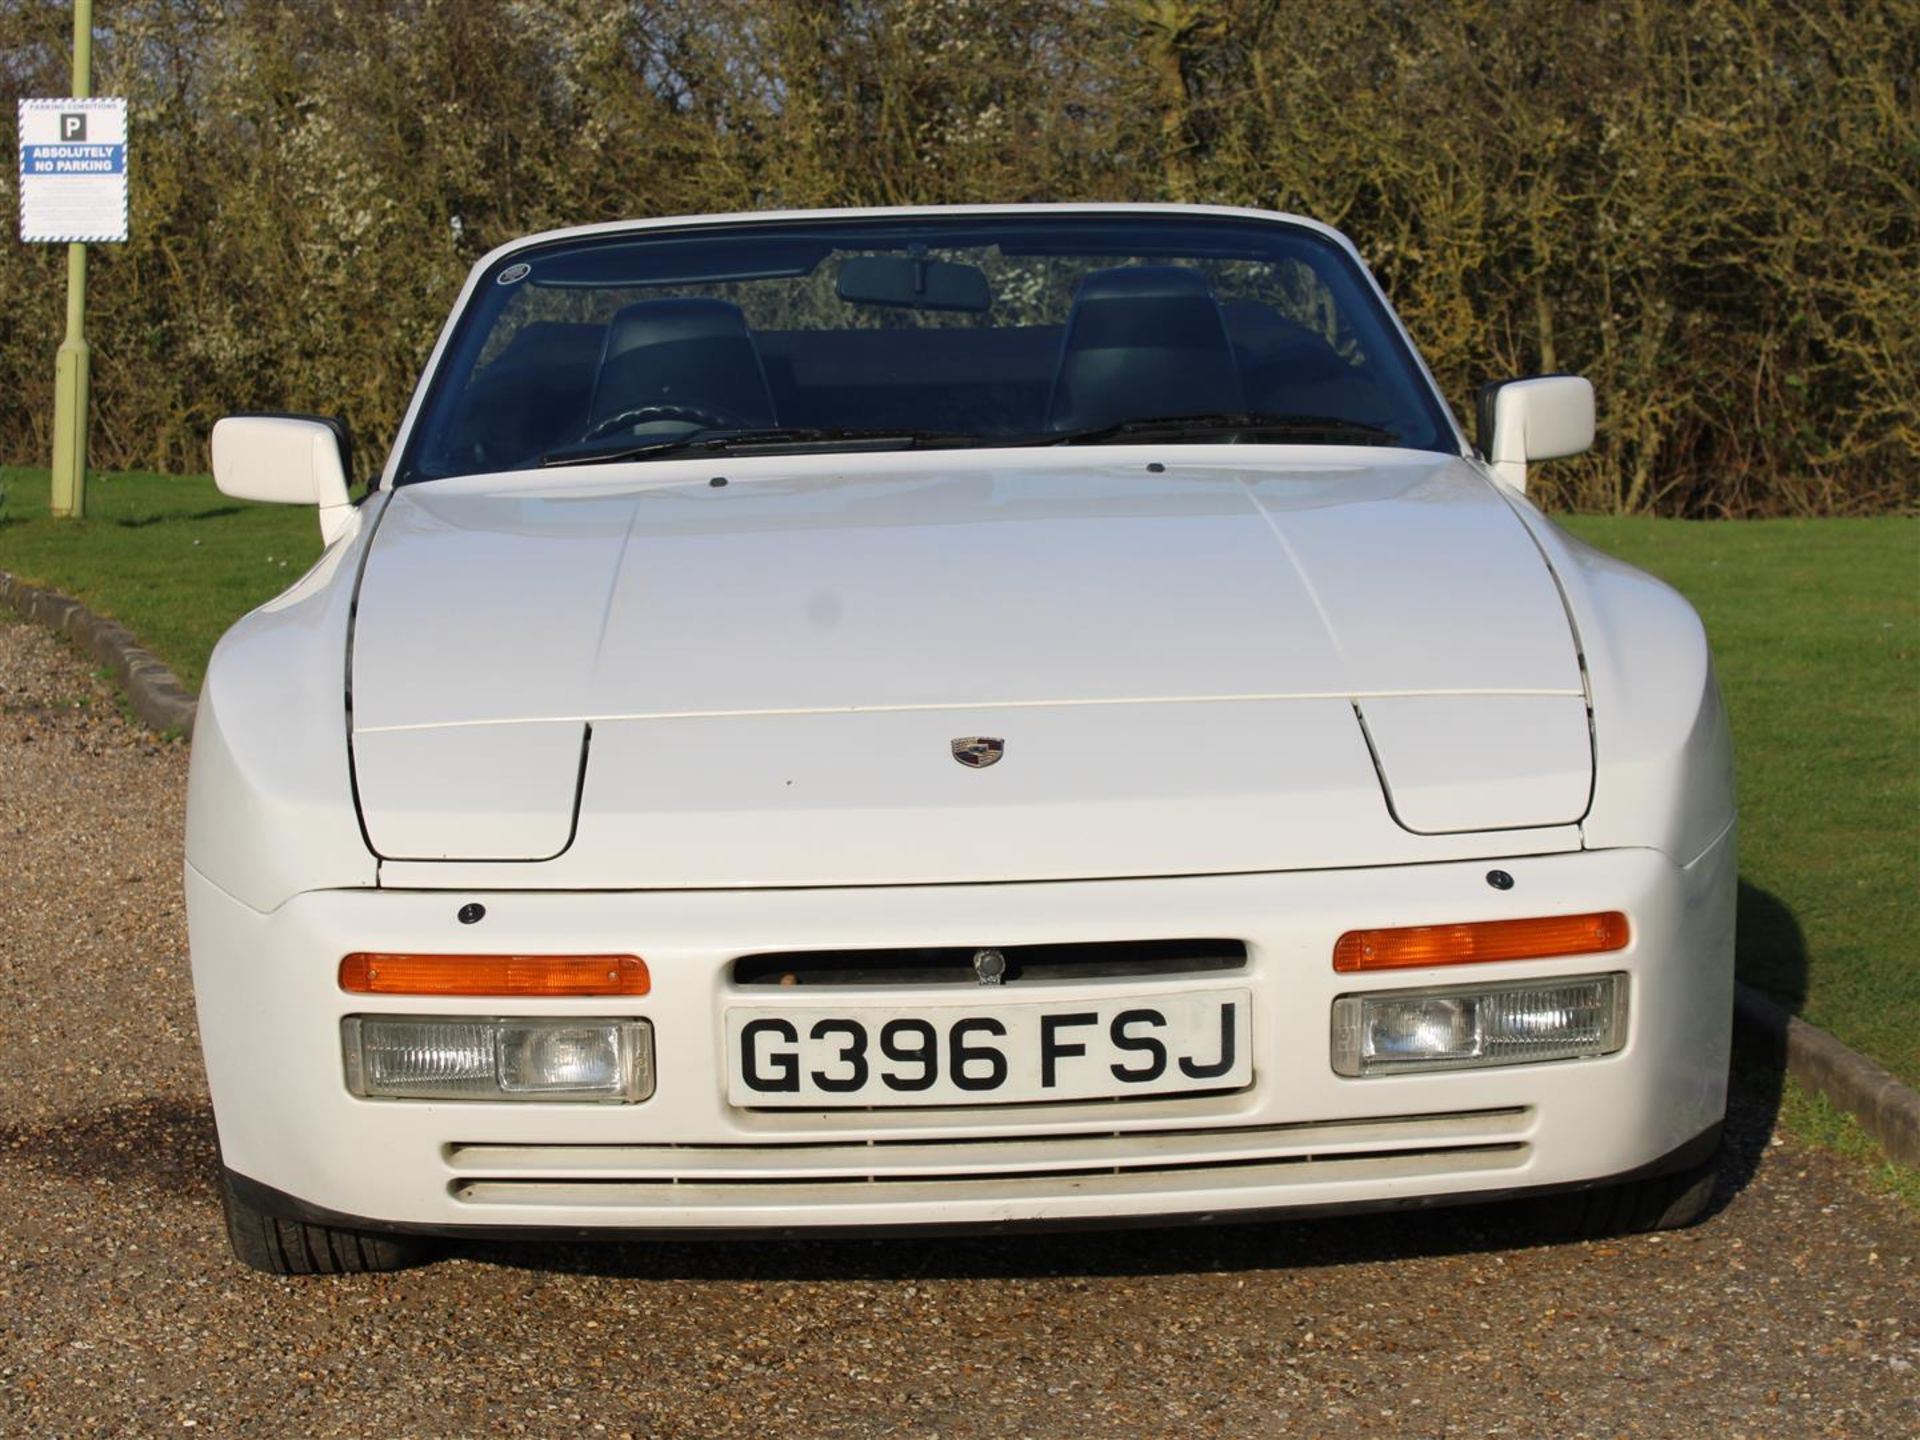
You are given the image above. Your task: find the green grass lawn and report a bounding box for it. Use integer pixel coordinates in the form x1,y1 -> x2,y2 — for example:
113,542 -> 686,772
0,468 -> 321,692
1,469 -> 1914,1085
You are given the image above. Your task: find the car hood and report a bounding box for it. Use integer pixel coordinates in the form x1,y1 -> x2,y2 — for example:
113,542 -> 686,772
349,449 -> 1592,878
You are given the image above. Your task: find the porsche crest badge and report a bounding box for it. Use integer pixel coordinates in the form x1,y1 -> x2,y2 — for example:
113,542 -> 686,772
951,736 -> 1005,769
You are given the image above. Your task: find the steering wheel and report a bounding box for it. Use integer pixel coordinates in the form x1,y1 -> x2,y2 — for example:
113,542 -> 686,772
580,402 -> 754,444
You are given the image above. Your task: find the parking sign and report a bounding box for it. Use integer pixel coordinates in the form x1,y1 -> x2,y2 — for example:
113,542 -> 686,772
18,97 -> 128,243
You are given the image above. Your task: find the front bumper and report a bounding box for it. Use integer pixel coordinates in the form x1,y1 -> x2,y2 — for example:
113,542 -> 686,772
187,835 -> 1734,1235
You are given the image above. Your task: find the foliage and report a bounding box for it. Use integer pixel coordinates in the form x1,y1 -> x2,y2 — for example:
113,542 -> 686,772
0,0 -> 1915,513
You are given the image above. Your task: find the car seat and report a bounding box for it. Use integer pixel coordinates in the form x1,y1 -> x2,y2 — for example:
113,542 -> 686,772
587,297 -> 778,433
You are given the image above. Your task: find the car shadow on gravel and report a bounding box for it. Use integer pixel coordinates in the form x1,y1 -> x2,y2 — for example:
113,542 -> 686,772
0,1095 -> 219,1201
1722,879 -> 1803,1195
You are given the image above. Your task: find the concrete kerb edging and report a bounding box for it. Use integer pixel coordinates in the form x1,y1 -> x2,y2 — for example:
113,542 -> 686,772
1734,982 -> 1920,1169
2,568 -> 1915,1167
0,570 -> 197,737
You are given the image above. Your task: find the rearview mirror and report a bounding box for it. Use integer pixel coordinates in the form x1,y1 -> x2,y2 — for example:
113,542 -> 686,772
1477,375 -> 1594,493
211,414 -> 357,543
836,255 -> 992,313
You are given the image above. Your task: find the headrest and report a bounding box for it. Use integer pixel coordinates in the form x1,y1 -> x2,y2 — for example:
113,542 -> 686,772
1218,301 -> 1350,384
589,298 -> 776,427
602,298 -> 757,359
1077,264 -> 1218,304
1047,266 -> 1243,429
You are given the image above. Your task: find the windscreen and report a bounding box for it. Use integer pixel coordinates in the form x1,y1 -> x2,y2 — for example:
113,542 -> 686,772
396,214 -> 1458,482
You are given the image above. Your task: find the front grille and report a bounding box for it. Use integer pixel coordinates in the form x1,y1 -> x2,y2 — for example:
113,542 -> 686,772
731,937 -> 1247,988
444,1107 -> 1532,1210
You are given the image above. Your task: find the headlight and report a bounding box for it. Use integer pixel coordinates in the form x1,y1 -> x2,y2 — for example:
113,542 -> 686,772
342,1016 -> 654,1101
1330,974 -> 1626,1077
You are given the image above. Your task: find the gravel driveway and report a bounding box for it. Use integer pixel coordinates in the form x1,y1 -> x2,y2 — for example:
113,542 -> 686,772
1,615 -> 1914,1438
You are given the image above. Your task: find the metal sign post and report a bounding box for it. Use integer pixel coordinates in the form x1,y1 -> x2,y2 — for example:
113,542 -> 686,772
17,1 -> 125,519
52,0 -> 95,519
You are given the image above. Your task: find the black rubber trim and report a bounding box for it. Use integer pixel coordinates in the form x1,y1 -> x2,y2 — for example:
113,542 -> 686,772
223,1121 -> 1720,1245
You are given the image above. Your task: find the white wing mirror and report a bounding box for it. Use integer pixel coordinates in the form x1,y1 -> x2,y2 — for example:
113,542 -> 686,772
1477,375 -> 1595,494
211,414 -> 358,544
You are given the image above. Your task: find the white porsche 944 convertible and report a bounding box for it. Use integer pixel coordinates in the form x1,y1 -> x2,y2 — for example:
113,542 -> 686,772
189,205 -> 1734,1273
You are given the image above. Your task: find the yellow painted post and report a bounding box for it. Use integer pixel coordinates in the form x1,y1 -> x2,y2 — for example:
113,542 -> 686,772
48,0 -> 94,520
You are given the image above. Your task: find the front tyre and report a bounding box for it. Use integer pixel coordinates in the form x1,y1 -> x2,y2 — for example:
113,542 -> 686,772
1526,1143 -> 1721,1238
220,1170 -> 433,1275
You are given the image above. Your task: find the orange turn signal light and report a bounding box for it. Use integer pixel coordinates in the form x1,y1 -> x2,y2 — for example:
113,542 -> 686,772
338,953 -> 650,997
1332,912 -> 1630,974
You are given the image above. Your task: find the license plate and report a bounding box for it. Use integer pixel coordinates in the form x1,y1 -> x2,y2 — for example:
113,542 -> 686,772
724,988 -> 1251,1107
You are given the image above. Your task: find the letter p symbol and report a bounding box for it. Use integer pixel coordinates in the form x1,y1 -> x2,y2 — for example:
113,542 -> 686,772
60,113 -> 86,142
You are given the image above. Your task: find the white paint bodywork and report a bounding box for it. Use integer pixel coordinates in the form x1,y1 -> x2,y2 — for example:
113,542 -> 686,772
188,837 -> 1734,1230
347,448 -> 1594,878
186,204 -> 1735,1240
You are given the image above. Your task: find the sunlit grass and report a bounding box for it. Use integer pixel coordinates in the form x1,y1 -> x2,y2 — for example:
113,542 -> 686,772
0,467 -> 321,692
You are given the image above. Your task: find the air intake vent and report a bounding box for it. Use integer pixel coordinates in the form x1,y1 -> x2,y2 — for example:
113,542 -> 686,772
732,938 -> 1247,988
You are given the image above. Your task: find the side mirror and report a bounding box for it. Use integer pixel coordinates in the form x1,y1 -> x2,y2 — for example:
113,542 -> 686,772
1476,375 -> 1594,493
211,414 -> 357,544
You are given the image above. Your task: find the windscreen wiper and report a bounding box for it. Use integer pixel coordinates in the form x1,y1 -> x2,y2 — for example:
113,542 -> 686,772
541,426 -> 982,467
1028,412 -> 1401,448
